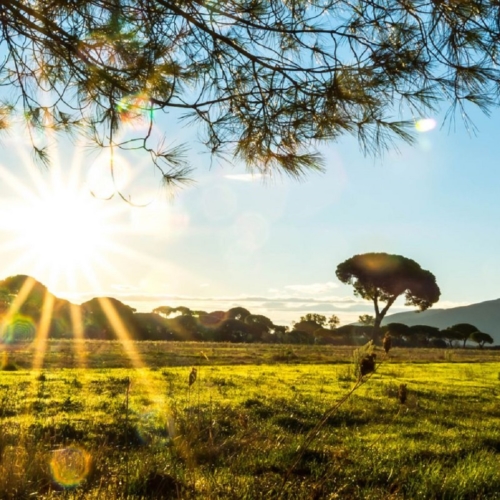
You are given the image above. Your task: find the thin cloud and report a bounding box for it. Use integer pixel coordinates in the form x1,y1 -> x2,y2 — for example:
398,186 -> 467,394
283,281 -> 339,295
98,293 -> 361,305
111,284 -> 140,292
436,300 -> 471,309
224,173 -> 263,182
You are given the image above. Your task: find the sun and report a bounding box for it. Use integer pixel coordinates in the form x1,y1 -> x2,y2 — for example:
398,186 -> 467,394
0,142 -> 130,296
0,127 -> 191,309
12,186 -> 108,275
0,131 -> 191,373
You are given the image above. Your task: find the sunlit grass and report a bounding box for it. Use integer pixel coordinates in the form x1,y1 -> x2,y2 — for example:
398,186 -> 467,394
68,303 -> 87,368
0,359 -> 499,498
32,291 -> 55,371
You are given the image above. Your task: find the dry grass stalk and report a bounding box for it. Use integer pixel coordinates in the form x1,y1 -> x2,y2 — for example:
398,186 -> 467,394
383,334 -> 392,354
359,354 -> 376,378
189,367 -> 197,386
398,383 -> 407,404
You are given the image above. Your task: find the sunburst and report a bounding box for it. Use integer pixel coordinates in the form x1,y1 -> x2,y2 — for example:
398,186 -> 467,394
0,133 -> 146,369
0,125 -> 198,376
0,133 -> 144,296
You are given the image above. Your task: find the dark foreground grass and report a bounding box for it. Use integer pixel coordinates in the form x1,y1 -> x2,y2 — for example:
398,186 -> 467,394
0,353 -> 499,498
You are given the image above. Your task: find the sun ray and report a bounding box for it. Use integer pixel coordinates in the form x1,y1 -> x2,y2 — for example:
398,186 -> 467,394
0,246 -> 42,279
69,303 -> 87,369
0,276 -> 37,331
0,276 -> 37,369
5,134 -> 54,200
0,161 -> 40,201
32,290 -> 55,371
96,297 -> 144,369
0,238 -> 33,253
94,298 -> 170,414
0,131 -> 191,384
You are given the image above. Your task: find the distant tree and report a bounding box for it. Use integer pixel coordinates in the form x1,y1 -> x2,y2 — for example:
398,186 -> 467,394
81,297 -> 137,340
190,310 -> 208,318
134,313 -> 174,341
328,315 -> 340,329
0,287 -> 13,315
335,324 -> 373,345
438,328 -> 464,348
245,314 -> 273,329
175,306 -> 193,316
226,307 -> 251,322
430,338 -> 448,349
469,331 -> 494,349
215,319 -> 250,343
272,325 -> 289,335
293,320 -> 323,335
447,323 -> 479,348
153,306 -> 193,318
244,314 -> 274,342
167,314 -> 201,341
299,314 -> 327,327
336,253 -> 440,335
263,325 -> 288,343
333,325 -> 355,343
312,328 -> 329,345
358,314 -> 375,326
286,330 -> 315,345
383,322 -> 410,347
153,306 -> 175,318
0,275 -> 49,321
385,323 -> 410,338
408,325 -> 440,345
199,311 -> 226,328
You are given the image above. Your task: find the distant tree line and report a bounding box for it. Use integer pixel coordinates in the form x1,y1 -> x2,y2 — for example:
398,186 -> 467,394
382,322 -> 494,349
0,275 -> 494,348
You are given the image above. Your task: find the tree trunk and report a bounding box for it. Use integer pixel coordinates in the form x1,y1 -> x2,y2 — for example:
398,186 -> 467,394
372,296 -> 397,344
372,314 -> 383,343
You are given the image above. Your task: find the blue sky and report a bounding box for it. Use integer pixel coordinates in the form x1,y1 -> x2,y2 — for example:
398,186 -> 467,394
0,103 -> 498,327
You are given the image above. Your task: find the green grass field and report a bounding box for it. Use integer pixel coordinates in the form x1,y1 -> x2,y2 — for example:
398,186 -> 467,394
1,342 -> 500,498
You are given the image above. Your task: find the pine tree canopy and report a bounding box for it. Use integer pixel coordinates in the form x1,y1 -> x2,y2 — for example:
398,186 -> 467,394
1,0 -> 499,186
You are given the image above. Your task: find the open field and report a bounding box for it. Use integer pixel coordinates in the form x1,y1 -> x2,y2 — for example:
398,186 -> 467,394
4,340 -> 500,369
1,342 -> 500,498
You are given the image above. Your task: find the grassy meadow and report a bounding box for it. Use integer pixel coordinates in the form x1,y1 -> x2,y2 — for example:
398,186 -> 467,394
1,343 -> 500,498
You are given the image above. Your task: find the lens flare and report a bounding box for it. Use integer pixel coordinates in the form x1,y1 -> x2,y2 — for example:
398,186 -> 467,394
0,314 -> 35,345
415,118 -> 437,133
86,151 -> 132,197
201,185 -> 238,221
136,410 -> 174,445
198,310 -> 226,328
116,93 -> 151,126
233,212 -> 269,252
50,447 -> 91,488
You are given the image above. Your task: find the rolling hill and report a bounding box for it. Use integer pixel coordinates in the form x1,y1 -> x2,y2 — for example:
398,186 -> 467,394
383,299 -> 500,343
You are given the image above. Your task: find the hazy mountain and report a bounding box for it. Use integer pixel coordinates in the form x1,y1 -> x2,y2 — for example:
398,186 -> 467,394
382,299 -> 500,343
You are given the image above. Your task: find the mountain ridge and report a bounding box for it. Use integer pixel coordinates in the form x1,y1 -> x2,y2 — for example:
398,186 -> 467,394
383,298 -> 500,343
